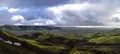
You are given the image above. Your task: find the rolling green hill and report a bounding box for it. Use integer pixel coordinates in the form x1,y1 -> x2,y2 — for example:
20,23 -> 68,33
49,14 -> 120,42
0,26 -> 120,54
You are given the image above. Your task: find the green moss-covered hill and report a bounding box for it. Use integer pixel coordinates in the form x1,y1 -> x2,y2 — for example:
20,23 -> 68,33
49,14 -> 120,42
0,27 -> 120,54
0,30 -> 67,54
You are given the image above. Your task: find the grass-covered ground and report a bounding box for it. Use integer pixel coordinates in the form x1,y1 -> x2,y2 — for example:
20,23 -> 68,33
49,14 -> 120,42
0,40 -> 36,54
0,26 -> 120,54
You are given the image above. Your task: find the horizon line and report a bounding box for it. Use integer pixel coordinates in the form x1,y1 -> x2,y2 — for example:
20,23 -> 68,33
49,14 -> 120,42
1,25 -> 120,28
57,26 -> 120,28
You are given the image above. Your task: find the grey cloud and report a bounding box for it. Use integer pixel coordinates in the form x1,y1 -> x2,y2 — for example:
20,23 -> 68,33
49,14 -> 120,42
1,0 -> 120,26
1,0 -> 68,8
0,11 -> 13,25
46,0 -> 120,26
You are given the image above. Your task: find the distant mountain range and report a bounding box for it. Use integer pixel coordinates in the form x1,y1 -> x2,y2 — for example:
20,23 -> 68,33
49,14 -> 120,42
1,25 -> 120,35
0,25 -> 61,31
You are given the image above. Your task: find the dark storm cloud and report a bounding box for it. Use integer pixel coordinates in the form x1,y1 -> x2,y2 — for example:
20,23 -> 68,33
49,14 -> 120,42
1,0 -> 68,8
15,8 -> 54,21
0,10 -> 13,25
47,0 -> 120,26
1,0 -> 120,26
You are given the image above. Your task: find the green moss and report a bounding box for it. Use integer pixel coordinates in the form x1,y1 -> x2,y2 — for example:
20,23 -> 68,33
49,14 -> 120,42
70,48 -> 93,54
89,36 -> 120,44
37,35 -> 50,40
0,40 -> 36,54
26,40 -> 66,52
96,47 -> 112,52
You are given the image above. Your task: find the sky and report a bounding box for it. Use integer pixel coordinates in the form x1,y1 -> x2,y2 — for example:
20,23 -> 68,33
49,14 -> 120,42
0,0 -> 120,26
